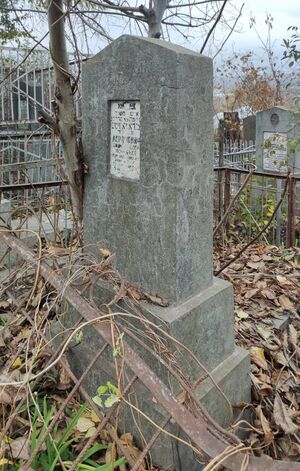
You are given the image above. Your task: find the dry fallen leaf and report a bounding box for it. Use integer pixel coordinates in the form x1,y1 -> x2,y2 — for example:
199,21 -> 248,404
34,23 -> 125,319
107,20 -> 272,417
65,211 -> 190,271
0,389 -> 12,404
76,417 -> 95,433
278,294 -> 294,311
235,309 -> 249,320
0,300 -> 11,310
47,245 -> 71,256
288,324 -> 298,350
250,347 -> 268,370
256,405 -> 274,445
261,289 -> 276,300
99,247 -> 111,258
9,437 -> 30,460
245,288 -> 260,299
247,261 -> 264,270
273,394 -> 298,434
0,328 -> 6,347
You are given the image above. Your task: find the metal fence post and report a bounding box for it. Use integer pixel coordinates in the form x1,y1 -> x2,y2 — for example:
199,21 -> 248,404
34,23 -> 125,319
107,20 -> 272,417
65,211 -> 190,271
287,176 -> 296,248
224,168 -> 231,214
218,124 -> 224,221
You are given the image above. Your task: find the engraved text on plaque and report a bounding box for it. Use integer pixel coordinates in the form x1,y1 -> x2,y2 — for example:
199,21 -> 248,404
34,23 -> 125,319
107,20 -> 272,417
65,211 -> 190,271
110,101 -> 140,180
263,132 -> 288,173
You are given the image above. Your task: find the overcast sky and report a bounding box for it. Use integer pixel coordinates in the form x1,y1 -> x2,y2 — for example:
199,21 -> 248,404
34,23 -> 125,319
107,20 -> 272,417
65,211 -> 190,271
20,0 -> 299,63
219,0 -> 299,57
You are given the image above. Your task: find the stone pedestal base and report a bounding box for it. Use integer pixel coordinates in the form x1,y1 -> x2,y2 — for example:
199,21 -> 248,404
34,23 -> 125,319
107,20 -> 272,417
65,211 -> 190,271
52,277 -> 250,470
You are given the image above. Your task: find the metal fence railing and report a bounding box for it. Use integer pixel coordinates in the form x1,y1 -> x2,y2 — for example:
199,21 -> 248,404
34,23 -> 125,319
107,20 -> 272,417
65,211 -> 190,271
214,167 -> 299,248
0,46 -> 82,126
214,139 -> 256,168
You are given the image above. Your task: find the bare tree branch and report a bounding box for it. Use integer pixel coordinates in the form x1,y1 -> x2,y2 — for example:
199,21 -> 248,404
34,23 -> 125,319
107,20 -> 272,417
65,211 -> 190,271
200,0 -> 228,53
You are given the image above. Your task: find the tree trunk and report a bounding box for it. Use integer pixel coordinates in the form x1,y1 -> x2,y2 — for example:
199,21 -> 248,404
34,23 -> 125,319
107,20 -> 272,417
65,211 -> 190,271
148,0 -> 168,38
47,0 -> 83,222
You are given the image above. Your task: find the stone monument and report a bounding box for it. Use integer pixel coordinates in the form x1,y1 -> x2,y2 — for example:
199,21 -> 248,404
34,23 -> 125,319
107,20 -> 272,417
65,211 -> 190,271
243,115 -> 256,142
77,35 -> 250,469
256,106 -> 300,174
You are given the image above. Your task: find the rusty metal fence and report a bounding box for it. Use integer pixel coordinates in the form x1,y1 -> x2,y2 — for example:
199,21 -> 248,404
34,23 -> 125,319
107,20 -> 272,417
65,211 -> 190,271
214,167 -> 300,248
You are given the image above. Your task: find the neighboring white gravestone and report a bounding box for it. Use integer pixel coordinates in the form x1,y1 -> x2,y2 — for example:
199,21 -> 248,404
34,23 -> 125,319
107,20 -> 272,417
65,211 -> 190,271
263,131 -> 288,173
256,106 -> 300,174
110,101 -> 140,180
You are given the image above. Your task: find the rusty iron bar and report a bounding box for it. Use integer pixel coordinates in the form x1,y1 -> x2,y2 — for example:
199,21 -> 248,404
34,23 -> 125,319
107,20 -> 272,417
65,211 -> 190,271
120,324 -> 239,446
0,159 -> 63,172
1,231 -> 300,471
287,176 -> 296,248
0,180 -> 68,191
10,275 -> 138,471
214,166 -> 300,181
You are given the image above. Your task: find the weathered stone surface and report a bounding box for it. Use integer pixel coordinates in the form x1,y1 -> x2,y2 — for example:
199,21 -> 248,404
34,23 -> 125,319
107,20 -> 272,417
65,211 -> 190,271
60,276 -> 236,383
256,106 -> 300,174
145,277 -> 235,378
78,35 -> 251,470
50,303 -> 250,470
82,35 -> 213,303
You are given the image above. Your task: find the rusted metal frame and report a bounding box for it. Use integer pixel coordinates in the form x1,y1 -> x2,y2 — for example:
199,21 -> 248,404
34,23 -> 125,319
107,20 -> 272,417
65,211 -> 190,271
11,282 -> 138,471
1,232 -> 300,471
0,180 -> 67,191
0,159 -> 63,172
214,166 -> 300,181
0,231 -> 234,462
287,176 -> 296,248
120,324 -> 239,446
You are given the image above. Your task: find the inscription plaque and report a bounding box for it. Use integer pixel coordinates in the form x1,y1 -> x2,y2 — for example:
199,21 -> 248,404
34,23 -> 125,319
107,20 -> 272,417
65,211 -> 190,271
110,101 -> 140,180
263,132 -> 288,173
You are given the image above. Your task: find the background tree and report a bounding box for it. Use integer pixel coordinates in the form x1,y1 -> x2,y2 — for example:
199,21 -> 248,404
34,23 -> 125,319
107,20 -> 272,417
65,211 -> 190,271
214,15 -> 295,116
2,0 -> 241,222
0,0 -> 28,42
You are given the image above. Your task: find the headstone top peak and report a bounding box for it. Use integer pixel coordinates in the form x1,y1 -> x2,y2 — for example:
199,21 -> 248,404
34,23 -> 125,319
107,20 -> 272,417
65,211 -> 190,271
257,105 -> 297,115
89,35 -> 208,63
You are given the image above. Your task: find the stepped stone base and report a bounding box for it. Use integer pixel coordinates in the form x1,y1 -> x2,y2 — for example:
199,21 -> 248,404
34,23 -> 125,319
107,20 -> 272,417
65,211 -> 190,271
49,276 -> 250,470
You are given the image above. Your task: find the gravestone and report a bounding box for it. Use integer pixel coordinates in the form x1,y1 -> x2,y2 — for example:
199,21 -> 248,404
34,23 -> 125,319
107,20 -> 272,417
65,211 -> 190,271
256,106 -> 300,174
243,115 -> 256,142
78,35 -> 250,469
83,36 -> 214,302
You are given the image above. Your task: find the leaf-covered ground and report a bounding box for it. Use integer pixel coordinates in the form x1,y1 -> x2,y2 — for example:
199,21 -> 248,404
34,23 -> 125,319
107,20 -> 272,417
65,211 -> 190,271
1,241 -> 300,468
215,243 -> 300,460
